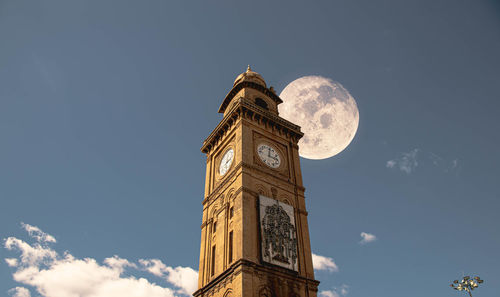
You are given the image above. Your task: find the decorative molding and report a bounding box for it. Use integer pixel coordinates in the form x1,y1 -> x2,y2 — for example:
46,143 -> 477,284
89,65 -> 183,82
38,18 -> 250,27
193,259 -> 320,297
202,97 -> 302,154
201,110 -> 241,154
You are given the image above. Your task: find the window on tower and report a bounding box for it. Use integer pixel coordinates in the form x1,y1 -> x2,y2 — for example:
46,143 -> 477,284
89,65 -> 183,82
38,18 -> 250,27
211,245 -> 216,276
228,231 -> 233,263
213,221 -> 217,233
229,207 -> 234,219
255,98 -> 268,110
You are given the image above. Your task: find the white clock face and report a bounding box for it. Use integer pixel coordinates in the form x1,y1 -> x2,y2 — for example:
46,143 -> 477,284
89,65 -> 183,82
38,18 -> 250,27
257,143 -> 281,168
219,148 -> 234,176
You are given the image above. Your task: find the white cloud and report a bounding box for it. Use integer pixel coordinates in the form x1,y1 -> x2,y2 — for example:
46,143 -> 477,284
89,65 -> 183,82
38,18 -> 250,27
140,259 -> 198,295
386,148 -> 419,174
359,232 -> 377,245
312,253 -> 339,272
4,223 -> 198,297
8,287 -> 31,297
140,258 -> 168,278
319,285 -> 348,297
104,255 -> 137,273
11,256 -> 175,297
4,237 -> 57,266
319,290 -> 339,297
21,222 -> 56,243
164,266 -> 198,295
6,258 -> 19,267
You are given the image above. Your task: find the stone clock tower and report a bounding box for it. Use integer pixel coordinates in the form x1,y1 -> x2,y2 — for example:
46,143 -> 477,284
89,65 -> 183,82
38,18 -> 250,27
194,67 -> 319,297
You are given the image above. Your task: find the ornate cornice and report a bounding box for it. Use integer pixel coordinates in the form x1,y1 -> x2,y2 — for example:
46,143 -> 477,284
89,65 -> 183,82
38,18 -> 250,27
201,97 -> 303,154
201,107 -> 240,154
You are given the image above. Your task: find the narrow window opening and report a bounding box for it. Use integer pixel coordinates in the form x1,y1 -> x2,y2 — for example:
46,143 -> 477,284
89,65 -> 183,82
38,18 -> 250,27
213,222 -> 217,233
228,231 -> 233,263
229,207 -> 234,219
211,245 -> 216,276
255,98 -> 268,110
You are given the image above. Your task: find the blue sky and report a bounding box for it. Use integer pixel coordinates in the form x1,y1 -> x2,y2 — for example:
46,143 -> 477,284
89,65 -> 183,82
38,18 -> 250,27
1,1 -> 499,296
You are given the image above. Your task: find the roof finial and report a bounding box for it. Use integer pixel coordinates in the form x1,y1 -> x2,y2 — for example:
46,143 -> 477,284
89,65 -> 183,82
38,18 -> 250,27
247,65 -> 252,72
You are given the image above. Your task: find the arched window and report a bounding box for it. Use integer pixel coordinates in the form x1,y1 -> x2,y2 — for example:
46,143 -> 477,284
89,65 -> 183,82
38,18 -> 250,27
255,98 -> 268,110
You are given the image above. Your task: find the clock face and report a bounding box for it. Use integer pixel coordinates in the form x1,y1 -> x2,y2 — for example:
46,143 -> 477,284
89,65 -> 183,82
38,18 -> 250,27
219,148 -> 234,176
257,143 -> 281,168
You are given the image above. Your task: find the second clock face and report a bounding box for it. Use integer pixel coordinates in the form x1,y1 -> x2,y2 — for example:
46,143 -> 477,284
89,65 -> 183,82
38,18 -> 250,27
219,148 -> 234,176
257,143 -> 281,168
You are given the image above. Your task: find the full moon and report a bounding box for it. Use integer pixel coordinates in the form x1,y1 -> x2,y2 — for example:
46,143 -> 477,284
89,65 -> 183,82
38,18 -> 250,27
278,76 -> 359,160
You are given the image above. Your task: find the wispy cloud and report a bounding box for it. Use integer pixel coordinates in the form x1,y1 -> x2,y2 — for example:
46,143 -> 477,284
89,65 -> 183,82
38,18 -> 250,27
386,148 -> 461,175
429,152 -> 461,173
320,290 -> 340,297
4,223 -> 198,297
386,149 -> 419,174
4,236 -> 57,266
359,232 -> 377,245
319,284 -> 349,297
21,222 -> 56,243
8,287 -> 31,297
312,253 -> 339,272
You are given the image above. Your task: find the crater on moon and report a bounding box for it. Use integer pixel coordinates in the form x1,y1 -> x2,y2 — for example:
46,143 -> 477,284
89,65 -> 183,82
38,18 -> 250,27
278,76 -> 359,160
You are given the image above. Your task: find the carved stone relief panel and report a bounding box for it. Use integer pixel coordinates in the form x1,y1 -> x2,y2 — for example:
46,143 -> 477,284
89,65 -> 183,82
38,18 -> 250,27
259,195 -> 298,272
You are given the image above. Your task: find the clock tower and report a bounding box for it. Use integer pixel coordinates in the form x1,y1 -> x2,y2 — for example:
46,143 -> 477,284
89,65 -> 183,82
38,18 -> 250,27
194,67 -> 319,297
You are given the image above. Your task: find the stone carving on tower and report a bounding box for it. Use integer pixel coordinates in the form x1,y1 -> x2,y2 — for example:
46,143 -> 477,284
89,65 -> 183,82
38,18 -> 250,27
260,195 -> 298,271
194,66 -> 319,297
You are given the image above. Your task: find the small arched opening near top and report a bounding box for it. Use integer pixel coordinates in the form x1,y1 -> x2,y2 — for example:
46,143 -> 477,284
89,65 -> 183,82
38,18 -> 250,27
255,98 -> 269,110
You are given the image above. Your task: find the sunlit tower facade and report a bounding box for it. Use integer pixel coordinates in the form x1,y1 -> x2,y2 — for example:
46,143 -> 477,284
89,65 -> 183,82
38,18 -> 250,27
194,67 -> 319,297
